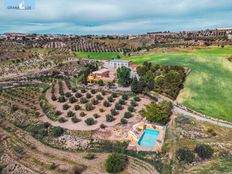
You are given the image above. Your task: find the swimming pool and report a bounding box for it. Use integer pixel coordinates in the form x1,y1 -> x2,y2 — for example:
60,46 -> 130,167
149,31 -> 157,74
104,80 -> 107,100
138,129 -> 160,148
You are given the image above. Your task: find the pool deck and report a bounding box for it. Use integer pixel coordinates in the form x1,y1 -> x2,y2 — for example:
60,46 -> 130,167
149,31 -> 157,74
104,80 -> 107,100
128,121 -> 166,152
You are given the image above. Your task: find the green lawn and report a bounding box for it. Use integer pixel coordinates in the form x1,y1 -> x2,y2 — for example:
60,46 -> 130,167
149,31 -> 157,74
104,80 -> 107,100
74,51 -> 122,60
124,46 -> 232,122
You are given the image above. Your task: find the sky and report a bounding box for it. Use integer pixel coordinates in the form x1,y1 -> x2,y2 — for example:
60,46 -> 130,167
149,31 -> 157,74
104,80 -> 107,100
0,0 -> 232,35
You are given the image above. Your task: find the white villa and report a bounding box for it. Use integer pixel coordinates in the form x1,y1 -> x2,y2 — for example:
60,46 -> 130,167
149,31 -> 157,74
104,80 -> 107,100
104,59 -> 131,69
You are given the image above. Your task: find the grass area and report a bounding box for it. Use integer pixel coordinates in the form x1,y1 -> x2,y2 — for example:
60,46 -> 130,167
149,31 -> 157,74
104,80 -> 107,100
74,51 -> 122,60
124,46 -> 232,121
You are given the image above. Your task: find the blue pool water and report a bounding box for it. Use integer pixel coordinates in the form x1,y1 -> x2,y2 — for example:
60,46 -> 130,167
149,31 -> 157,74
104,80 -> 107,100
138,129 -> 160,148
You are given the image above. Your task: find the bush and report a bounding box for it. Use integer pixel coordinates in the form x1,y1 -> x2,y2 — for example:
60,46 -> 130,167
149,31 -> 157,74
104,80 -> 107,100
10,104 -> 18,113
100,124 -> 106,129
119,99 -> 126,105
74,105 -> 81,110
101,90 -> 106,95
75,92 -> 82,98
80,97 -> 88,104
108,96 -> 114,102
96,94 -> 103,100
58,117 -> 66,123
85,103 -> 93,111
111,109 -> 118,116
91,98 -> 98,105
90,89 -> 96,94
51,94 -> 57,101
49,163 -> 57,170
71,116 -> 81,123
30,124 -> 48,139
58,95 -> 66,102
93,113 -> 100,118
105,153 -> 127,173
130,100 -> 138,107
106,114 -> 114,122
98,80 -> 104,86
115,103 -> 123,110
133,96 -> 141,101
195,144 -> 214,159
99,108 -> 105,112
124,112 -> 133,119
85,118 -> 95,125
65,92 -> 72,98
80,88 -> 86,93
84,153 -> 95,160
120,118 -> 128,124
122,94 -> 128,100
112,92 -> 118,98
69,96 -> 77,103
67,111 -> 75,117
51,126 -> 64,137
86,93 -> 92,99
80,112 -> 86,117
128,105 -> 135,112
103,101 -> 110,107
176,148 -> 195,163
63,104 -> 70,110
72,88 -> 77,93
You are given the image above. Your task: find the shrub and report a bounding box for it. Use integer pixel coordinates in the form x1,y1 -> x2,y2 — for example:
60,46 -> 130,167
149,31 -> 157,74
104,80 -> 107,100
124,112 -> 133,119
86,93 -> 92,99
84,153 -> 95,160
72,88 -> 77,93
80,112 -> 86,117
80,97 -> 88,104
105,153 -> 127,173
96,94 -> 103,100
130,100 -> 138,107
49,163 -> 57,170
99,108 -> 105,113
58,95 -> 66,102
10,104 -> 18,113
115,103 -> 123,110
35,112 -> 40,117
51,94 -> 57,101
106,114 -> 114,122
55,110 -> 62,116
195,144 -> 214,159
119,99 -> 126,105
103,101 -> 110,107
108,96 -> 114,102
51,126 -> 64,137
58,117 -> 66,123
101,90 -> 106,95
80,88 -> 86,93
91,98 -> 98,105
133,96 -> 141,101
90,89 -> 96,94
176,148 -> 195,163
75,92 -> 82,98
65,92 -> 72,98
100,124 -> 106,129
71,116 -> 81,123
128,105 -> 135,112
120,118 -> 128,124
93,113 -> 100,118
74,105 -> 81,110
69,96 -> 77,103
85,103 -> 93,111
122,94 -> 128,100
63,104 -> 70,110
112,92 -> 118,98
71,166 -> 84,174
85,118 -> 95,125
111,109 -> 118,116
67,111 -> 75,117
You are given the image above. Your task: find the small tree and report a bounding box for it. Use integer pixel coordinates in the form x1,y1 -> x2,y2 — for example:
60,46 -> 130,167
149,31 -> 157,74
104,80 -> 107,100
90,89 -> 96,94
58,117 -> 66,123
63,104 -> 70,110
131,77 -> 143,93
176,148 -> 194,163
85,118 -> 95,125
115,103 -> 123,110
106,114 -> 114,122
65,92 -> 72,98
51,127 -> 64,137
117,66 -> 131,87
111,109 -> 118,116
120,118 -> 128,124
122,94 -> 128,100
103,101 -> 110,107
80,97 -> 88,104
195,144 -> 214,159
80,112 -> 86,117
128,105 -> 135,112
85,103 -> 93,111
105,153 -> 127,173
58,96 -> 66,102
91,98 -> 98,105
133,96 -> 141,101
69,96 -> 77,103
71,116 -> 81,123
86,93 -> 92,99
108,96 -> 114,102
124,112 -> 133,119
96,94 -> 103,100
98,80 -> 104,86
74,105 -> 81,110
130,100 -> 138,107
112,92 -> 118,98
51,94 -> 57,101
67,111 -> 75,117
75,92 -> 82,98
80,88 -> 86,93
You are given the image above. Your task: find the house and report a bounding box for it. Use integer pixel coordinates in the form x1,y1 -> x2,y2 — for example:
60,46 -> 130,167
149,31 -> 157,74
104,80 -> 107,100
104,59 -> 132,69
87,68 -> 110,82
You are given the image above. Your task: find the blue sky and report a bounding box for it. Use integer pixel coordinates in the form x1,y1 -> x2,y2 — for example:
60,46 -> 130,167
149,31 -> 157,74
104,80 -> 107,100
0,0 -> 232,34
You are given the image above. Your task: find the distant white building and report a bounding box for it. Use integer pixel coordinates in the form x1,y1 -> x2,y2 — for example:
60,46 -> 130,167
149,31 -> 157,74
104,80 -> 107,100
104,59 -> 131,69
228,34 -> 232,40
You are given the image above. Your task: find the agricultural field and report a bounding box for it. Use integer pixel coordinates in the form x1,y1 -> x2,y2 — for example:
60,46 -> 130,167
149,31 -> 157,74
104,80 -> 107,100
74,51 -> 122,60
124,46 -> 232,122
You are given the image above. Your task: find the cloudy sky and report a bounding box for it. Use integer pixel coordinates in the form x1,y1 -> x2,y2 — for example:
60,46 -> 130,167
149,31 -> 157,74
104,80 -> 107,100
0,0 -> 232,34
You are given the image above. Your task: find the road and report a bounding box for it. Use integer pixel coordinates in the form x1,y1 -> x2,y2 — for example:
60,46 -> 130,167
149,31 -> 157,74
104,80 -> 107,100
173,106 -> 232,129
